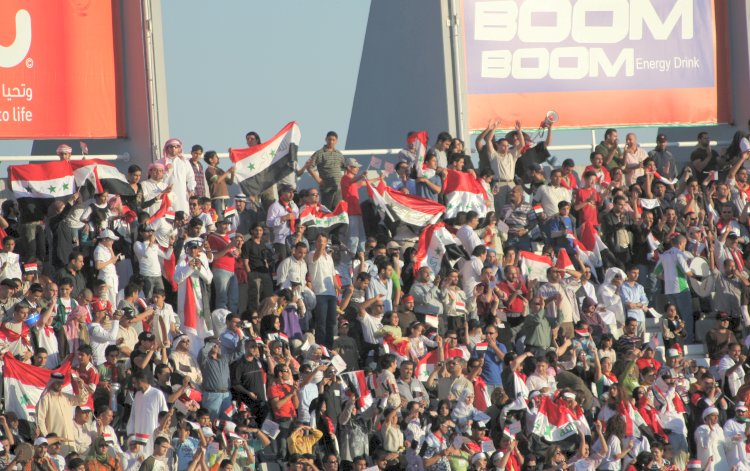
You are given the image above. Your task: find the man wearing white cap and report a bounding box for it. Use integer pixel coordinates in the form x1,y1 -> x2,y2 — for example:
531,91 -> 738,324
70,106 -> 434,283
723,402 -> 750,469
94,229 -> 122,306
695,406 -> 728,471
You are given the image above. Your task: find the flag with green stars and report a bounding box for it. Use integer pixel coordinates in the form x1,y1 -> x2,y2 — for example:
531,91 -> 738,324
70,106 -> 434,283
230,121 -> 301,195
3,352 -> 75,421
299,201 -> 349,242
9,160 -> 77,221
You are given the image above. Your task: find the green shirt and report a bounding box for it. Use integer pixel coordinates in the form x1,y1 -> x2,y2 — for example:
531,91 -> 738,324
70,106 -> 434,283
595,141 -> 622,171
311,147 -> 345,186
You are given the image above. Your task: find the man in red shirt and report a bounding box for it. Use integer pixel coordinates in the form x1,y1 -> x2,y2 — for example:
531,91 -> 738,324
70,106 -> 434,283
340,158 -> 367,253
268,364 -> 299,461
497,265 -> 529,330
574,171 -> 603,228
207,219 -> 239,313
75,344 -> 100,411
583,151 -> 611,186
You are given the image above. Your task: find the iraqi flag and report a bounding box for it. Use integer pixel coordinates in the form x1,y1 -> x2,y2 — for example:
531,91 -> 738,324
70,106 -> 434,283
413,222 -> 469,276
519,251 -> 553,282
555,249 -> 574,272
442,169 -> 489,219
341,370 -> 373,409
409,131 -> 428,177
230,121 -> 301,195
299,201 -> 349,242
9,161 -> 77,221
382,333 -> 409,358
366,181 -> 395,222
373,181 -> 445,227
416,349 -> 440,381
529,396 -> 581,454
3,353 -> 74,421
148,193 -> 172,225
578,222 -> 609,266
70,159 -> 134,201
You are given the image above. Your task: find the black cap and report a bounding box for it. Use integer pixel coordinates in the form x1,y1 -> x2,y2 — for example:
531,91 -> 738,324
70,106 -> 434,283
50,372 -> 65,380
717,311 -> 730,320
278,184 -> 295,193
138,332 -> 156,342
215,219 -> 230,225
656,133 -> 667,143
122,307 -> 136,319
185,240 -> 203,250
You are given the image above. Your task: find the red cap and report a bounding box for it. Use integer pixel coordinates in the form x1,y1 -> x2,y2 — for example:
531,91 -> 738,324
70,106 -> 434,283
92,299 -> 107,312
402,296 -> 414,303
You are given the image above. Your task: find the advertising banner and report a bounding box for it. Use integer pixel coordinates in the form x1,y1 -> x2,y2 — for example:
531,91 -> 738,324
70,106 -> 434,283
463,0 -> 728,129
0,1 -> 123,138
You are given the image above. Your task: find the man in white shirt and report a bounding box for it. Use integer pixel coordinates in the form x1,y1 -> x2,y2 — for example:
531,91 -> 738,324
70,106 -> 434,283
127,371 -> 168,455
277,242 -> 309,290
366,259 -> 394,312
133,225 -> 172,298
158,139 -> 196,214
267,184 -> 299,262
307,233 -> 337,347
89,299 -> 120,365
533,169 -> 572,218
456,211 -> 482,254
94,229 -> 121,307
459,245 -> 487,296
717,343 -> 746,398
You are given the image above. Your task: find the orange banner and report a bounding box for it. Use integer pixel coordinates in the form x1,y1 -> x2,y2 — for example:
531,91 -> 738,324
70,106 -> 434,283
0,1 -> 123,138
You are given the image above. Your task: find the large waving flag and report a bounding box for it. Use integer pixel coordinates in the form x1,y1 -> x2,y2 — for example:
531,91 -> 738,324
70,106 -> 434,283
299,201 -> 349,242
71,159 -> 134,200
529,396 -> 583,454
409,131 -> 428,178
366,182 -> 395,222
9,161 -> 77,221
4,353 -> 74,421
373,181 -> 445,226
413,222 -> 468,276
341,370 -> 373,409
442,169 -> 489,219
230,121 -> 301,195
519,251 -> 553,282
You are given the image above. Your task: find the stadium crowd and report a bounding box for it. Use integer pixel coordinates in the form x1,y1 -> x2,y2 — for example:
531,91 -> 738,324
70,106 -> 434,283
0,122 -> 748,471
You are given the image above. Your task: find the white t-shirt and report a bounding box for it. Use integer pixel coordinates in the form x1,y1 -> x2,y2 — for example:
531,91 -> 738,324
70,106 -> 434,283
94,244 -> 117,279
307,251 -> 336,296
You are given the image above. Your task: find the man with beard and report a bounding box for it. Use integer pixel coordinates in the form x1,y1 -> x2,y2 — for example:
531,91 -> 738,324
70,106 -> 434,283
36,373 -> 89,448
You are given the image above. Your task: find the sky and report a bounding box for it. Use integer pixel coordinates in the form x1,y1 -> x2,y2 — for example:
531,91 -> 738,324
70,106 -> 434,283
161,0 -> 371,152
0,0 -> 371,156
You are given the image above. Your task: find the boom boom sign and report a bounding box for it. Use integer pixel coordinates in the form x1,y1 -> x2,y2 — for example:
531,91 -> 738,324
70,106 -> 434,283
462,0 -> 727,128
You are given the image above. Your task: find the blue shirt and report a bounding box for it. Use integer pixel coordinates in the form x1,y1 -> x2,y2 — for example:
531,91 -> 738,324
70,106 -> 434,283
620,281 -> 648,323
219,328 -> 242,356
173,437 -> 199,471
473,341 -> 507,386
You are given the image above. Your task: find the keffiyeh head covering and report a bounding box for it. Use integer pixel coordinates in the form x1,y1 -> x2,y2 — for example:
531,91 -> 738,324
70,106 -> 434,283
56,144 -> 72,154
162,138 -> 183,159
602,267 -> 625,286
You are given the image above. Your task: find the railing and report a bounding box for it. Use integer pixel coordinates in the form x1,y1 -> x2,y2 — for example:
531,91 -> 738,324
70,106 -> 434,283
0,138 -> 728,163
